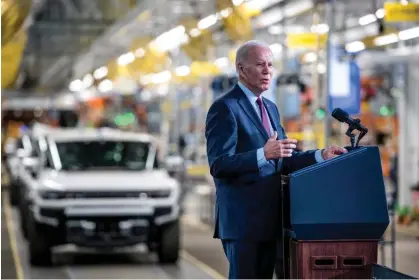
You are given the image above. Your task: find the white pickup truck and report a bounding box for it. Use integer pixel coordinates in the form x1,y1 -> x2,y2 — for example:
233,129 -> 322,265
19,128 -> 181,266
4,123 -> 53,206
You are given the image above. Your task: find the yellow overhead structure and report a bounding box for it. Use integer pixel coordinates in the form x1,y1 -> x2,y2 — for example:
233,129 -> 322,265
180,17 -> 214,61
1,0 -> 31,45
1,0 -> 32,89
105,0 -> 265,86
384,2 -> 419,22
105,60 -> 119,81
173,61 -> 221,84
92,8 -> 152,84
190,61 -> 221,77
106,36 -> 169,82
240,1 -> 261,18
103,0 -> 263,86
361,28 -> 399,49
216,0 -> 256,42
2,29 -> 28,89
287,33 -> 327,49
126,37 -> 155,76
134,45 -> 169,74
106,59 -> 135,81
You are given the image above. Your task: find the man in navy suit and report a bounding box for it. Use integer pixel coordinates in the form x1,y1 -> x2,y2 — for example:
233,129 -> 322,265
205,41 -> 347,279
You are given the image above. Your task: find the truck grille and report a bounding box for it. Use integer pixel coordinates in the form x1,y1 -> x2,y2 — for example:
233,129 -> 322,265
40,190 -> 170,200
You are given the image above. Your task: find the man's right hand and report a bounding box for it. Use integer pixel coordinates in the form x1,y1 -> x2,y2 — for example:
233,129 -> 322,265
263,131 -> 298,160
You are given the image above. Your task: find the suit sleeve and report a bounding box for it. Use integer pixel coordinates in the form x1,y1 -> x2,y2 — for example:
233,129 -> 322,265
205,100 -> 259,179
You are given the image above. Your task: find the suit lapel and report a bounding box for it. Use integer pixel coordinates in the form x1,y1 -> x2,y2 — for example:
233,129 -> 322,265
236,87 -> 269,140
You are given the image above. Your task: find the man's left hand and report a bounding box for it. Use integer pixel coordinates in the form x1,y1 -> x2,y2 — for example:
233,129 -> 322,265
321,145 -> 348,160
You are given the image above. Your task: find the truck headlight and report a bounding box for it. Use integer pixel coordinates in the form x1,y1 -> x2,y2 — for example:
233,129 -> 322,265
149,189 -> 171,198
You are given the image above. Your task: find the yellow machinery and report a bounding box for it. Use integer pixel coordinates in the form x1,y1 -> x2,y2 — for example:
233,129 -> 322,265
1,0 -> 32,89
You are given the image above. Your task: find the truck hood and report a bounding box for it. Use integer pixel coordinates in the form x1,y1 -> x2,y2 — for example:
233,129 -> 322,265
37,169 -> 178,192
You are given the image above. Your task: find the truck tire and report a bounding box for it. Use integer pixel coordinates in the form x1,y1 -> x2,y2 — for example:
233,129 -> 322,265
19,200 -> 28,239
157,220 -> 180,264
27,216 -> 53,266
9,184 -> 19,206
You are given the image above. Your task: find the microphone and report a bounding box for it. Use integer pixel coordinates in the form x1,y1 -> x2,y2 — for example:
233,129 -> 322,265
331,108 -> 368,133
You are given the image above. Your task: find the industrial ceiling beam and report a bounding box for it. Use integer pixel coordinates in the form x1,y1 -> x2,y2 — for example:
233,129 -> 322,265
80,0 -> 103,18
58,0 -> 81,19
69,0 -> 169,80
30,19 -> 114,25
33,0 -> 122,87
58,0 -> 104,19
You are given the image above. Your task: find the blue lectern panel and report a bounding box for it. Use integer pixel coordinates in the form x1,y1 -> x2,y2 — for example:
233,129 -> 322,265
288,146 -> 389,240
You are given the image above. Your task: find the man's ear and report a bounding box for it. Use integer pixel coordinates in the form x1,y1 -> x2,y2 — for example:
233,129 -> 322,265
237,63 -> 246,78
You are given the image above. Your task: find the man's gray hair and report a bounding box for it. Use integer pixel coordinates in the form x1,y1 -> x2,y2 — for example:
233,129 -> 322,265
235,40 -> 272,66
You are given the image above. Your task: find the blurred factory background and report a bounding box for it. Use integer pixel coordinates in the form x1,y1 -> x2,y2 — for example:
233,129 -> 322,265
1,0 -> 419,279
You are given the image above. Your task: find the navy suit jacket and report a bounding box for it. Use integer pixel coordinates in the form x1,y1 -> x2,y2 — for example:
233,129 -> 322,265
205,84 -> 318,241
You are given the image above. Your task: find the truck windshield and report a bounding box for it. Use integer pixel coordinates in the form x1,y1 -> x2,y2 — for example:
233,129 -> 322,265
54,140 -> 151,171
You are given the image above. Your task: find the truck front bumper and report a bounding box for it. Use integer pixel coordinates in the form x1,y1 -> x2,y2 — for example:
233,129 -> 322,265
30,204 -> 179,248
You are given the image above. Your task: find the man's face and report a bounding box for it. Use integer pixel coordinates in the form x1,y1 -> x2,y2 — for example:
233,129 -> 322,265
238,46 -> 273,94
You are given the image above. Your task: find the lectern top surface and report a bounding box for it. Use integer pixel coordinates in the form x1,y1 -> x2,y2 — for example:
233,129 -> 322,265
285,146 -> 390,240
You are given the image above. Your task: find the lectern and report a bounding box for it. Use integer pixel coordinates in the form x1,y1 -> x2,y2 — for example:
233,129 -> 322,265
281,146 -> 390,279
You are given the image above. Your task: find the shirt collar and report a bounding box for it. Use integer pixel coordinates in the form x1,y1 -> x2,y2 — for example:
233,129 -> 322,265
238,81 -> 259,104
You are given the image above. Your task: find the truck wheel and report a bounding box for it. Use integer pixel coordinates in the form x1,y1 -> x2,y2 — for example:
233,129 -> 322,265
19,201 -> 28,239
9,184 -> 19,206
21,217 -> 28,239
27,216 -> 53,266
157,220 -> 180,264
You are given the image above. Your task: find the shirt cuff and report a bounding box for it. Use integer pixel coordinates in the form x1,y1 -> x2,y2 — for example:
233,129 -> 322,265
257,147 -> 270,168
315,149 -> 325,163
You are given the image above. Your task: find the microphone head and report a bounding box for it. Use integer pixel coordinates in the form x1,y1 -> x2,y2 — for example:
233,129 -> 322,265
331,108 -> 349,123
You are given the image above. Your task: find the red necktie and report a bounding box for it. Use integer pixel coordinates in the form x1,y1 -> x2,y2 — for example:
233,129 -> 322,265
256,97 -> 271,136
